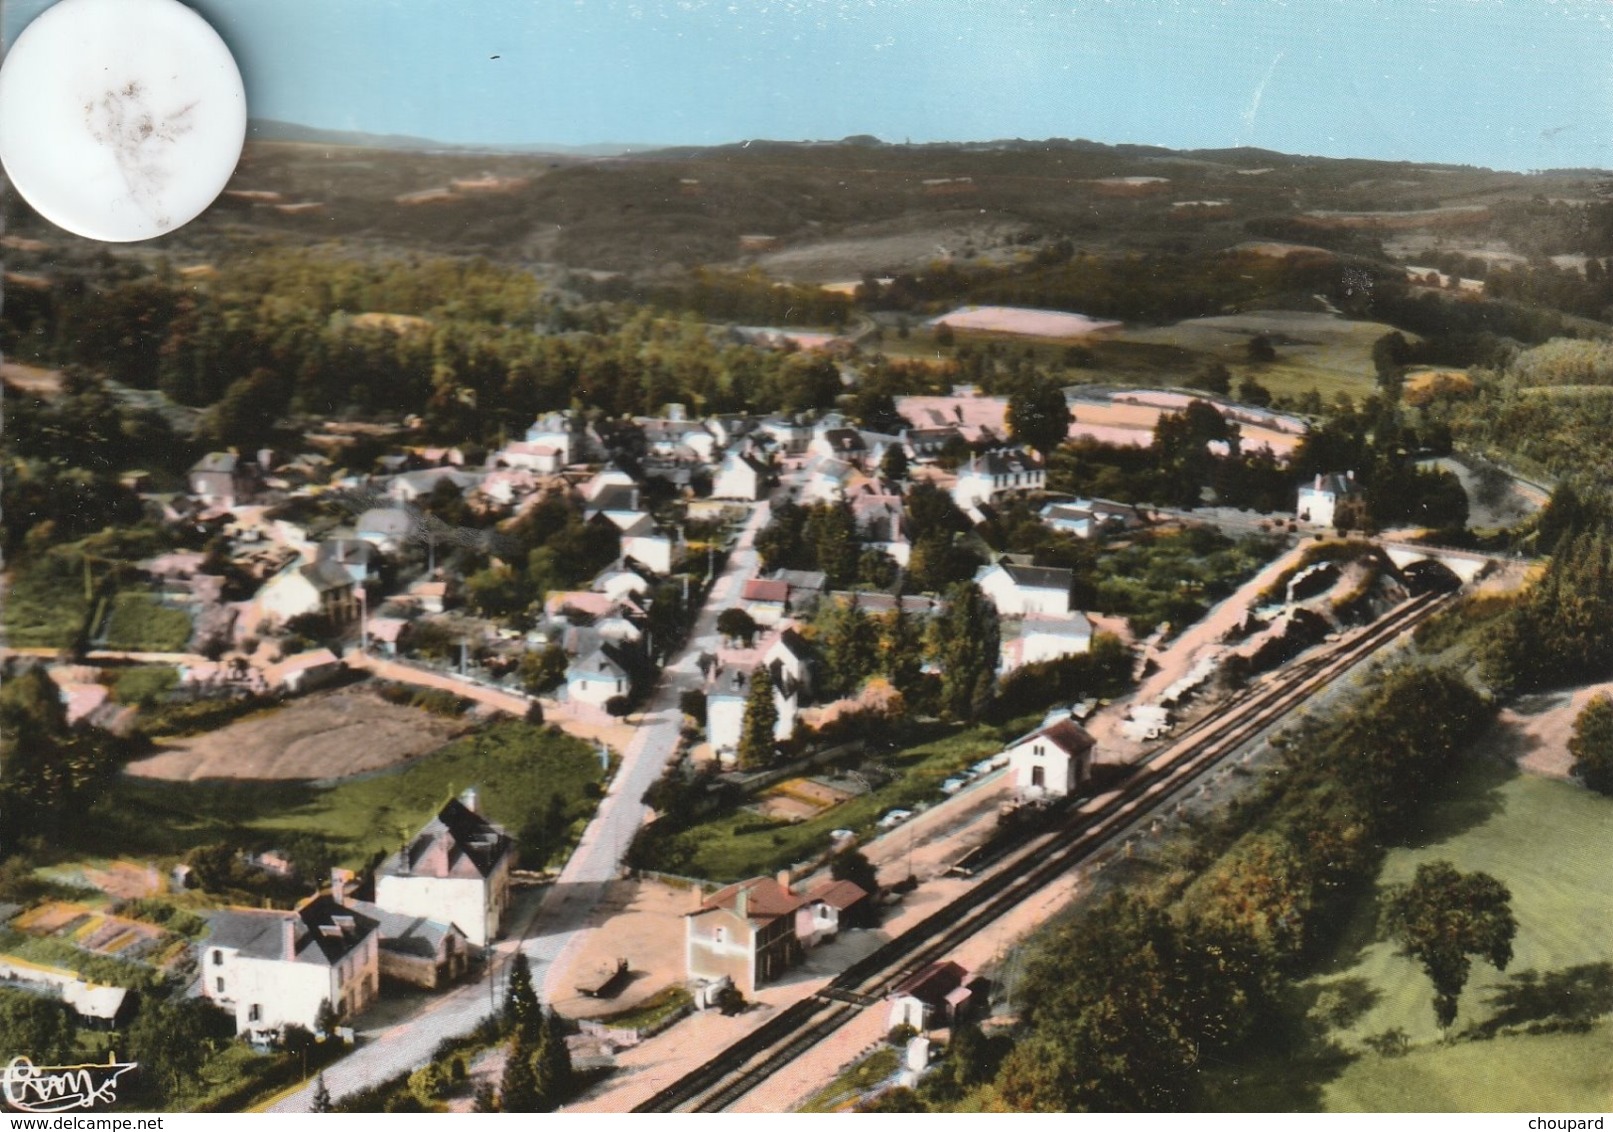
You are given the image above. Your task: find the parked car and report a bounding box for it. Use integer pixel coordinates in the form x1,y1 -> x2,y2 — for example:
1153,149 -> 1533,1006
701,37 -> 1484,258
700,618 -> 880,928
877,809 -> 913,830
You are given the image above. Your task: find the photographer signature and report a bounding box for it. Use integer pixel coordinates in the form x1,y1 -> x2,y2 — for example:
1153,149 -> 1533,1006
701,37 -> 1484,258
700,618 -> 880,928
2,1056 -> 138,1113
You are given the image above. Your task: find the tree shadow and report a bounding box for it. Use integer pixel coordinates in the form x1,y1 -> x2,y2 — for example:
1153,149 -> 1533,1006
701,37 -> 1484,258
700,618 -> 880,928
1468,963 -> 1613,1040
1398,750 -> 1516,850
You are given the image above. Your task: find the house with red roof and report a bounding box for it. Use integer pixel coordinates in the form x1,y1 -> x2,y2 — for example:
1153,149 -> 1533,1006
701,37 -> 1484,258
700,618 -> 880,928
888,960 -> 972,1032
1003,715 -> 1096,798
685,873 -> 806,996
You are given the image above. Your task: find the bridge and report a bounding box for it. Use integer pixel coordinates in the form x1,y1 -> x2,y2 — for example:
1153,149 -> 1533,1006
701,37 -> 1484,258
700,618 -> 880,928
1378,540 -> 1512,585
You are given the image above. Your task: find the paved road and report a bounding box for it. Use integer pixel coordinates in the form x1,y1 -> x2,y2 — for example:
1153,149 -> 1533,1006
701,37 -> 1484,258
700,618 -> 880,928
271,499 -> 771,1112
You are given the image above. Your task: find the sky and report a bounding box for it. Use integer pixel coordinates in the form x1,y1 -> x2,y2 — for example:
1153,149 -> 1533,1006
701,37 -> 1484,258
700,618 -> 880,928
7,0 -> 1613,171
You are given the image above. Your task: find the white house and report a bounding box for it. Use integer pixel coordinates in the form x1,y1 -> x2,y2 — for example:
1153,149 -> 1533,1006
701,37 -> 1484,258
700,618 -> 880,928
494,440 -> 565,474
583,464 -> 641,503
1003,716 -> 1096,798
798,456 -> 854,504
975,561 -> 1073,617
887,960 -> 971,1033
355,508 -> 415,555
373,790 -> 513,948
1297,472 -> 1359,528
567,645 -> 633,707
621,519 -> 680,576
257,560 -> 359,626
593,562 -> 653,603
201,895 -> 380,1037
1000,612 -> 1093,672
808,425 -> 868,465
951,449 -> 1045,514
524,410 -> 586,467
1040,499 -> 1140,539
794,879 -> 869,948
387,467 -> 483,504
712,450 -> 771,501
706,662 -> 799,764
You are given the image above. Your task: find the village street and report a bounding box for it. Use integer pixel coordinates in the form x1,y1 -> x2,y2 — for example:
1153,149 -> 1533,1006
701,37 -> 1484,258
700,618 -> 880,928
270,498 -> 771,1111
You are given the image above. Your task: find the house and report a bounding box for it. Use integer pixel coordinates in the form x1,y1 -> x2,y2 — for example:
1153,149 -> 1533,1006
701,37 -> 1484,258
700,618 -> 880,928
741,577 -> 791,626
1001,613 -> 1094,672
566,645 -> 633,707
799,456 -> 854,504
494,440 -> 565,475
951,449 -> 1045,514
705,662 -> 800,763
593,561 -> 654,603
316,538 -> 376,586
342,892 -> 470,991
795,879 -> 870,947
366,616 -> 411,656
355,507 -> 415,554
524,410 -> 588,466
756,417 -> 813,457
407,578 -> 451,614
258,560 -> 359,625
387,467 -> 483,504
901,425 -> 963,462
1297,472 -> 1360,528
201,895 -> 380,1037
189,452 -> 255,509
374,791 -> 513,948
685,874 -> 806,996
851,487 -> 911,566
265,648 -> 344,695
583,464 -> 641,504
771,569 -> 828,611
808,426 -> 868,465
621,518 -> 681,576
1040,499 -> 1142,539
975,561 -> 1074,617
888,961 -> 971,1032
1003,715 -> 1096,798
712,450 -> 772,501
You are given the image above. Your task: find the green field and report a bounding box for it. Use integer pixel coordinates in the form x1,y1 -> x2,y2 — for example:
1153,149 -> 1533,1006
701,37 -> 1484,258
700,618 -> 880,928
74,720 -> 609,871
664,724 -> 1008,883
102,592 -> 194,651
1205,756 -> 1613,1112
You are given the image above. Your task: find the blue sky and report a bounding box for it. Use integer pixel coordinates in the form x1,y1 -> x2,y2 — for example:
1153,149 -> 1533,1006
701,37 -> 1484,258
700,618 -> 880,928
8,0 -> 1613,170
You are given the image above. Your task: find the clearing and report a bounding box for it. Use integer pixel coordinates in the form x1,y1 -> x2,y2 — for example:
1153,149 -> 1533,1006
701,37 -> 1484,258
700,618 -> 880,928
125,685 -> 468,781
1206,745 -> 1613,1111
1109,310 -> 1401,402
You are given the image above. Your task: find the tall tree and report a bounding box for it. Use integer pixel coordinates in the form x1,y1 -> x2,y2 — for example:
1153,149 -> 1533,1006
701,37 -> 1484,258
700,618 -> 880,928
498,1034 -> 540,1112
503,951 -> 541,1041
532,1009 -> 575,1110
1382,861 -> 1517,1029
1568,693 -> 1613,795
1007,378 -> 1073,457
932,583 -> 1001,722
736,668 -> 779,770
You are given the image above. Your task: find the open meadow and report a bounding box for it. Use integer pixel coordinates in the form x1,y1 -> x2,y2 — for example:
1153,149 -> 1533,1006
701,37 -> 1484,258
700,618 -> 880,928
1205,748 -> 1613,1112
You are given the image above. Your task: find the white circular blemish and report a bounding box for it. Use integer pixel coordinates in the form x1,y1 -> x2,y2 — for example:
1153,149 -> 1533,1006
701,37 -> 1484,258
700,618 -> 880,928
0,0 -> 246,242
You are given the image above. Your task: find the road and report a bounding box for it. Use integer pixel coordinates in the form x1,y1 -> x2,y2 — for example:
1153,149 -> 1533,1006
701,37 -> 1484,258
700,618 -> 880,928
271,498 -> 771,1112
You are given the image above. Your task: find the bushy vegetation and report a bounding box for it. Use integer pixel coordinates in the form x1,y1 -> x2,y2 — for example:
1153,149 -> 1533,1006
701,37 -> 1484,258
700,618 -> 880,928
102,592 -> 194,651
974,665 -> 1492,1111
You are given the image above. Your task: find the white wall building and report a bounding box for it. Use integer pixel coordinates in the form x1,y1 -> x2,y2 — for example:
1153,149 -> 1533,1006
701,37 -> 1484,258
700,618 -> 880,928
201,896 -> 380,1037
1002,716 -> 1096,798
373,791 -> 514,948
975,561 -> 1073,617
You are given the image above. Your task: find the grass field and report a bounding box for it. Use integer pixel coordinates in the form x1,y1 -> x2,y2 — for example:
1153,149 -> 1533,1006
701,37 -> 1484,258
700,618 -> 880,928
800,1047 -> 901,1113
1204,755 -> 1613,1112
670,724 -> 1007,882
101,592 -> 194,651
2,560 -> 90,647
78,720 -> 609,870
877,309 -> 1386,405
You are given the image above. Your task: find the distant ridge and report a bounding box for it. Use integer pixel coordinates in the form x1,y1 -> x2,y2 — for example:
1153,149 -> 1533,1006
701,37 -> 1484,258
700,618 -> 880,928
247,118 -> 650,158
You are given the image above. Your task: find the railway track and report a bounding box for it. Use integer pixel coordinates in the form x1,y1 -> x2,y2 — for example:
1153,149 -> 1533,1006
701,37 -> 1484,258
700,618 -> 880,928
634,588 -> 1454,1112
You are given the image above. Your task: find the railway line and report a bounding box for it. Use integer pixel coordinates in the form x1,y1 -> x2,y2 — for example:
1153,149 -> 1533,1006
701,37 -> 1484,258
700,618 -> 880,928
633,588 -> 1455,1112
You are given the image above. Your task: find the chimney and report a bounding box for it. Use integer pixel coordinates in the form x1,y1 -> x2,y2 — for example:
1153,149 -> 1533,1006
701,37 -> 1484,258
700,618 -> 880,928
330,867 -> 353,905
459,787 -> 479,814
282,916 -> 298,960
735,885 -> 750,920
1314,473 -> 1324,490
776,869 -> 793,895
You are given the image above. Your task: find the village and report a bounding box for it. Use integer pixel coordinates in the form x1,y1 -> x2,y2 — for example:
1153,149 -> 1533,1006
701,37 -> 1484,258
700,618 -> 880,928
0,319 -> 1512,1113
